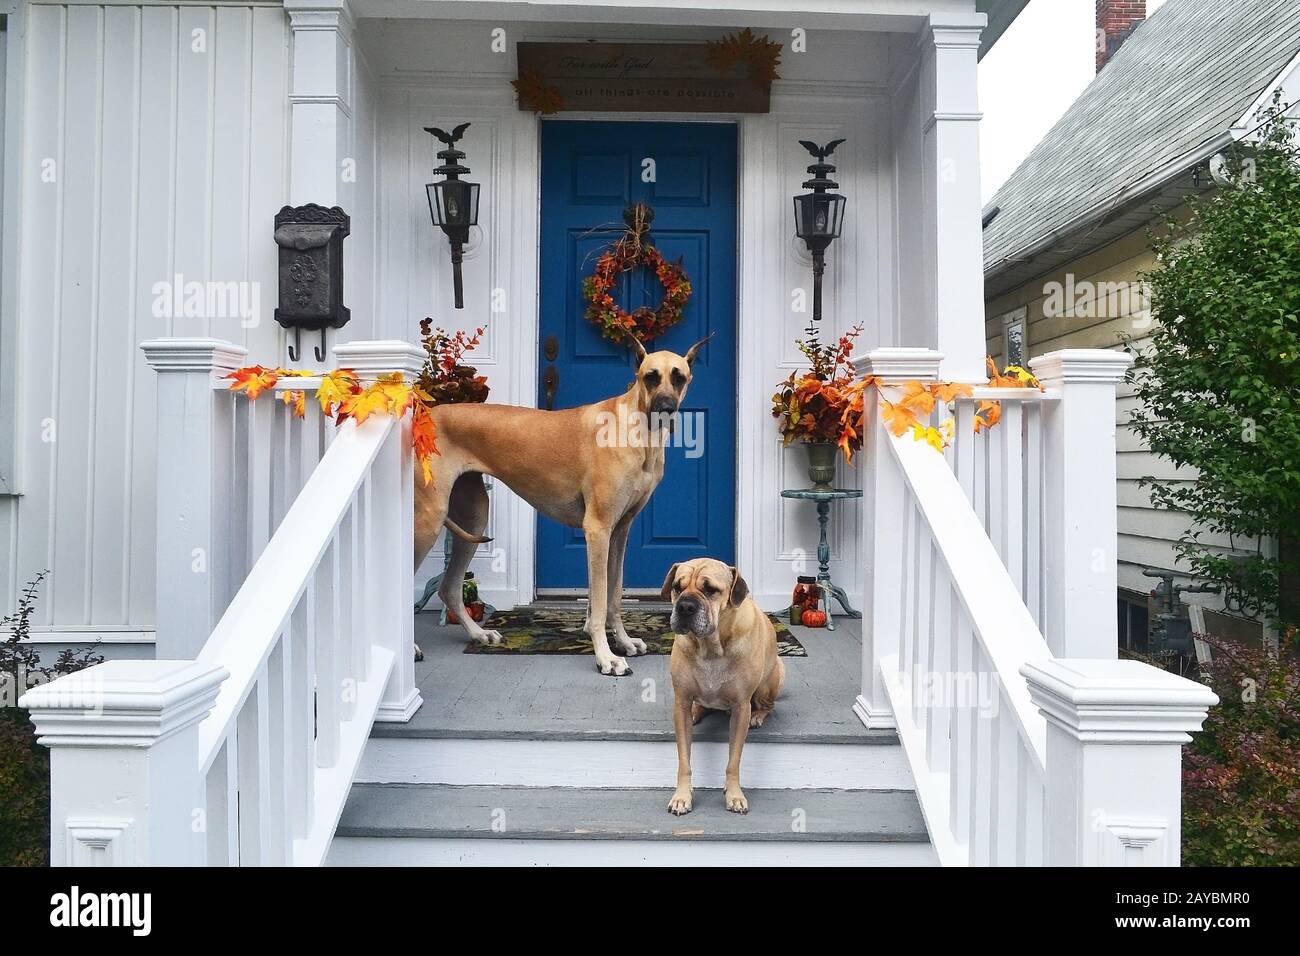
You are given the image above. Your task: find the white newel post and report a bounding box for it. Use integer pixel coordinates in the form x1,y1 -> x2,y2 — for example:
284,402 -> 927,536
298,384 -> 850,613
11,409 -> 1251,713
1022,659 -> 1218,866
334,340 -> 424,722
20,661 -> 228,866
1029,349 -> 1133,659
141,338 -> 249,659
854,348 -> 944,730
924,15 -> 987,383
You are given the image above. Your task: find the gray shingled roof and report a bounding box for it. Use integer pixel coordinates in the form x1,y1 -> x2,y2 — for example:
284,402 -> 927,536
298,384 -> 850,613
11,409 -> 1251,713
983,0 -> 1300,279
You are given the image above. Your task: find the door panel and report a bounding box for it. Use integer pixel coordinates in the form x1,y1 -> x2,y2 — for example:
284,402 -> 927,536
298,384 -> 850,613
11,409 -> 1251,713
537,121 -> 737,589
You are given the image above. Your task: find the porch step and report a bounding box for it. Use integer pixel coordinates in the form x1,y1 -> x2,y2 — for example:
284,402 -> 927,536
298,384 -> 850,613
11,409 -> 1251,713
328,784 -> 936,866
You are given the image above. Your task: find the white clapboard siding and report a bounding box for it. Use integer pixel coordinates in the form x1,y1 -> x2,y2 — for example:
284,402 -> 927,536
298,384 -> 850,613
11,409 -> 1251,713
0,4 -> 290,627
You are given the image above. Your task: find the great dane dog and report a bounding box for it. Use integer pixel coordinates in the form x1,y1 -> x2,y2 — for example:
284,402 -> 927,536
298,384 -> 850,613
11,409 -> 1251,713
414,334 -> 712,676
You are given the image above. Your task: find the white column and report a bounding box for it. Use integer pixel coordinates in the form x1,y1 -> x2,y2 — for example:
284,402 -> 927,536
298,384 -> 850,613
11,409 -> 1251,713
20,660 -> 228,866
924,15 -> 987,382
285,0 -> 352,209
334,340 -> 424,722
854,348 -> 944,730
1029,349 -> 1133,659
1022,659 -> 1218,866
141,338 -> 248,659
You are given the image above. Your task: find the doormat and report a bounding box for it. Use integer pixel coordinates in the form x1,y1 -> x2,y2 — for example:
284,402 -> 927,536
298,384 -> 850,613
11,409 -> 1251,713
461,606 -> 807,657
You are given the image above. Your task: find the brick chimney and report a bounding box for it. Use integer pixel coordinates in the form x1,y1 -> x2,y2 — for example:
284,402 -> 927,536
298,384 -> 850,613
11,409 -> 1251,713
1096,0 -> 1146,72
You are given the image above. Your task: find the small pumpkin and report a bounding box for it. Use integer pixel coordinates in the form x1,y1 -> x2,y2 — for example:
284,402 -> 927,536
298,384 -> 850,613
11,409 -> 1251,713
801,608 -> 828,628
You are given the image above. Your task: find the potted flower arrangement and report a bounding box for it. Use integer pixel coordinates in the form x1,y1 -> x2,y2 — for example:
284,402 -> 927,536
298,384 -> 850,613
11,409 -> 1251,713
771,322 -> 864,490
416,317 -> 490,405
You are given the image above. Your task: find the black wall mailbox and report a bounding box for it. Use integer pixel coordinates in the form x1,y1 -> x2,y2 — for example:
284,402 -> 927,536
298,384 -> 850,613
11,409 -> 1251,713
274,203 -> 351,362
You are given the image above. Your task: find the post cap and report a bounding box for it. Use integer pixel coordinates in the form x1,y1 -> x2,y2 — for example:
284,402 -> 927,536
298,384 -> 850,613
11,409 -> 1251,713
1028,349 -> 1133,387
856,347 -> 945,382
1021,658 -> 1218,744
332,340 -> 426,379
19,660 -> 228,749
141,338 -> 249,374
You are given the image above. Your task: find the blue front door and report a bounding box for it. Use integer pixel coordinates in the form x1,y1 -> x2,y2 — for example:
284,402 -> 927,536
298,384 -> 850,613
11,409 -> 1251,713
537,121 -> 737,590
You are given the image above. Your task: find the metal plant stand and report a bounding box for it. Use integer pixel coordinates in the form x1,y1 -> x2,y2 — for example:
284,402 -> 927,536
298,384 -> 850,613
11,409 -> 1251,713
780,488 -> 863,631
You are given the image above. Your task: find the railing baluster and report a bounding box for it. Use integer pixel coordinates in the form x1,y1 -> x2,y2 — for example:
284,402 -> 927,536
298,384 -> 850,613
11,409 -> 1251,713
314,539 -> 342,768
1019,757 -> 1045,866
354,482 -> 371,682
1024,403 -> 1044,627
205,739 -> 237,866
927,565 -> 953,774
1000,401 -> 1025,602
289,580 -> 315,839
993,697 -> 1021,865
266,639 -> 292,865
235,675 -> 271,865
900,498 -> 916,684
338,503 -> 358,721
949,609 -> 974,845
970,651 -> 994,866
913,535 -> 934,731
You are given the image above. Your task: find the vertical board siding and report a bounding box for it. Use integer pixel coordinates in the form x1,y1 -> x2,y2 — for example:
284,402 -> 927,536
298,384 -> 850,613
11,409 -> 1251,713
1,5 -> 289,629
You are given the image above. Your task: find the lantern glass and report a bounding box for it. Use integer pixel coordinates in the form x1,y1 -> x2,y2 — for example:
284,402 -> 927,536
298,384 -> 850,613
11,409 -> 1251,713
427,179 -> 480,229
793,192 -> 846,241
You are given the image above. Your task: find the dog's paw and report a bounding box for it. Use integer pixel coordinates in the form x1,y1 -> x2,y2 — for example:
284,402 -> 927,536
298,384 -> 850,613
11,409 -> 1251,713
667,790 -> 694,815
614,635 -> 648,657
595,653 -> 631,677
691,703 -> 709,725
724,788 -> 749,814
414,644 -> 425,662
473,629 -> 504,647
749,709 -> 771,728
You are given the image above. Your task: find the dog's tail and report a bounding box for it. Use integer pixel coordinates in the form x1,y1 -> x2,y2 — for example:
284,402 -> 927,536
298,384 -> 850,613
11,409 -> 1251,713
445,517 -> 493,545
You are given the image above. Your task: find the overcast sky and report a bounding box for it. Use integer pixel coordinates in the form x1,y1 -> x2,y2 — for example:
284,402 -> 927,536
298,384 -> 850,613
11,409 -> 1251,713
978,0 -> 1170,204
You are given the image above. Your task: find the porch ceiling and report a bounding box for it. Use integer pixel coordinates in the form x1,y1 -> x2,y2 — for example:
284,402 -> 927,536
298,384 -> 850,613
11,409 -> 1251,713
347,0 -> 1027,45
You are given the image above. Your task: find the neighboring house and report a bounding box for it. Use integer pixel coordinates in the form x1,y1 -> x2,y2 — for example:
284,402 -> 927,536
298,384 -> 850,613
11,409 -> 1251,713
982,0 -> 1300,647
4,0 -> 1221,868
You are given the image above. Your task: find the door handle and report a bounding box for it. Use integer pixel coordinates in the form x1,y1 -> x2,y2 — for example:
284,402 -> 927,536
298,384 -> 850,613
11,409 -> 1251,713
542,365 -> 559,410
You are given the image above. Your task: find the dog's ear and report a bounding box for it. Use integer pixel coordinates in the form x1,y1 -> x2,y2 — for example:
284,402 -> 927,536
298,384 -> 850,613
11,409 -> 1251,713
684,332 -> 714,367
660,563 -> 681,601
727,567 -> 749,607
628,334 -> 649,368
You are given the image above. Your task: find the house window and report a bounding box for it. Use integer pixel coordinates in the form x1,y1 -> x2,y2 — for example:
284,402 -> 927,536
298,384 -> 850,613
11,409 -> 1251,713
1001,306 -> 1027,367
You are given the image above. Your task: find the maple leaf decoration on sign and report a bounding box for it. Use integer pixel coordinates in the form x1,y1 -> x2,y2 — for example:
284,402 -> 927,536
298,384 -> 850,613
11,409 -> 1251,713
223,367 -> 442,485
704,28 -> 782,90
511,70 -> 565,115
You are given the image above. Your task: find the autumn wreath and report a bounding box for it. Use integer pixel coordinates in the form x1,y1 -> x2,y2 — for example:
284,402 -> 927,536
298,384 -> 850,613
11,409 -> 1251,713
581,203 -> 692,344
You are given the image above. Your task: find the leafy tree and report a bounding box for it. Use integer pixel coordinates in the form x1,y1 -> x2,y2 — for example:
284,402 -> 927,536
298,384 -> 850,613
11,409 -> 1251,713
1128,95 -> 1300,636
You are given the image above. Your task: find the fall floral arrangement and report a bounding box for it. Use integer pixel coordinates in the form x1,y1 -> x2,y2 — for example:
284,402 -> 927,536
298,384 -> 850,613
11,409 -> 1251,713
224,320 -> 490,485
704,28 -> 782,90
582,203 -> 692,344
417,317 -> 489,406
771,322 -> 865,455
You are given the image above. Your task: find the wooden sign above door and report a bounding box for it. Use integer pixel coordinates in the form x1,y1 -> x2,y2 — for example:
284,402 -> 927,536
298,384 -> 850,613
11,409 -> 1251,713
515,42 -> 772,114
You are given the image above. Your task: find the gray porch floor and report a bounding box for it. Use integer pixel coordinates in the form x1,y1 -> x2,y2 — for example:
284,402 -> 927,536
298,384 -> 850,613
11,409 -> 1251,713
378,607 -> 890,745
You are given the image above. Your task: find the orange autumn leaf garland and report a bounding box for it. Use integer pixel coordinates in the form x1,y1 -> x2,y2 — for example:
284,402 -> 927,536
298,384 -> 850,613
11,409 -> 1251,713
223,366 -> 441,484
835,360 -> 1043,463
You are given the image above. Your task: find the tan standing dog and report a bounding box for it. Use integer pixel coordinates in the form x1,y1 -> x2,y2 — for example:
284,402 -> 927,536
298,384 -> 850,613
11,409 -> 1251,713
662,558 -> 784,815
413,334 -> 712,676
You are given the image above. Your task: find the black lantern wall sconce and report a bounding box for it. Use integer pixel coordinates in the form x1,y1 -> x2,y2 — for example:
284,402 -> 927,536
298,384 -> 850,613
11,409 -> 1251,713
793,138 -> 846,325
273,203 -> 351,363
425,122 -> 480,310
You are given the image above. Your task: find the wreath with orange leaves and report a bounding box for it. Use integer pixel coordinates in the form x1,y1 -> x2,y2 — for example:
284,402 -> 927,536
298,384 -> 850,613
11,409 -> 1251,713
582,203 -> 692,344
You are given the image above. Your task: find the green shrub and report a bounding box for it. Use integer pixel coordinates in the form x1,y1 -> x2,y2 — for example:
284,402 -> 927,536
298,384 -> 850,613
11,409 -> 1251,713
1128,95 -> 1300,633
0,571 -> 102,867
1182,638 -> 1300,865
0,708 -> 48,867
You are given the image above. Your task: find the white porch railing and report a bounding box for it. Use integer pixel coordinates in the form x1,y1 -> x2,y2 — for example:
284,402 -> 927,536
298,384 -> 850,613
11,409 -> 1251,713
20,339 -> 424,866
856,347 -> 1218,866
